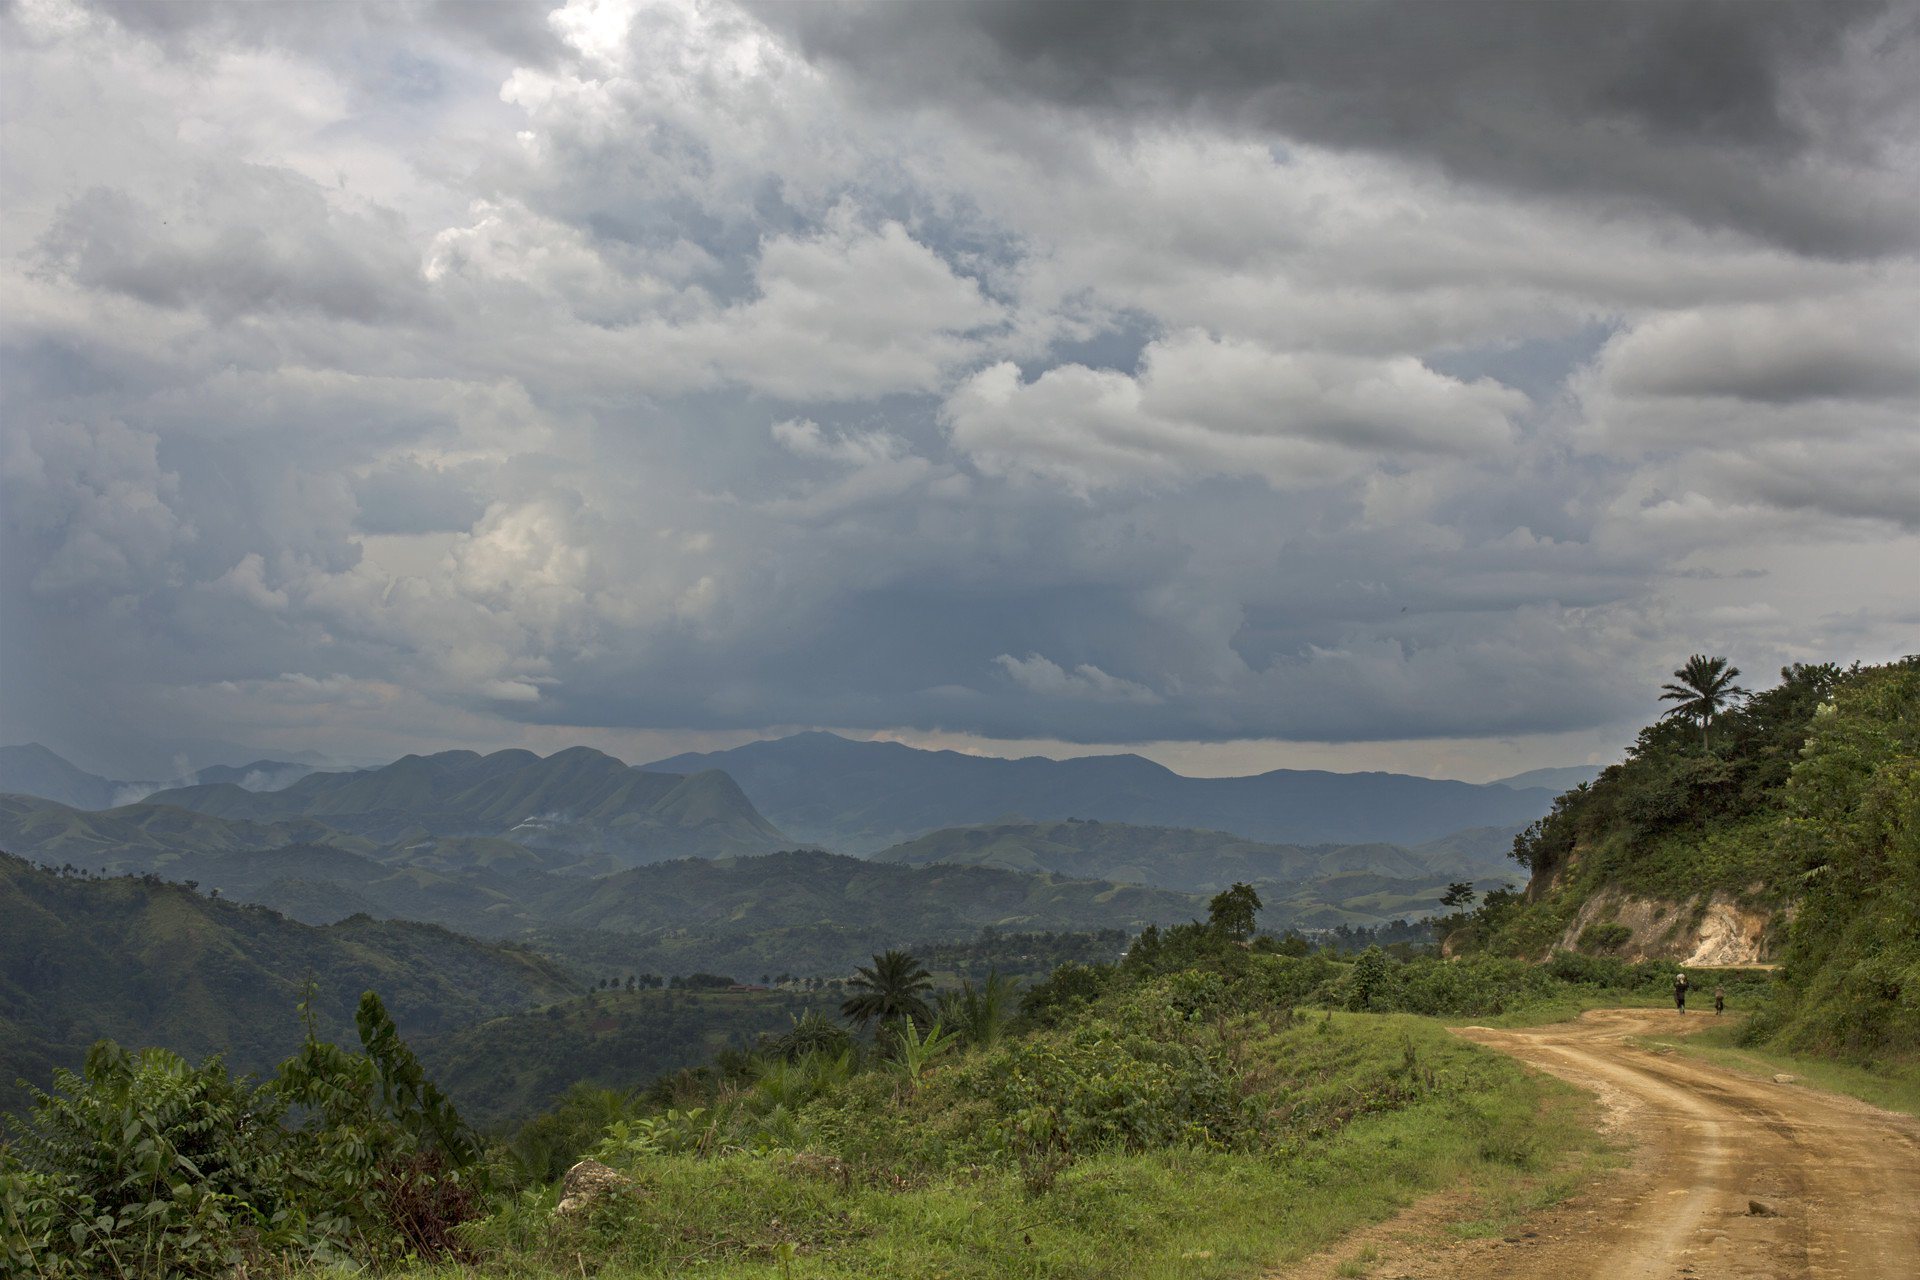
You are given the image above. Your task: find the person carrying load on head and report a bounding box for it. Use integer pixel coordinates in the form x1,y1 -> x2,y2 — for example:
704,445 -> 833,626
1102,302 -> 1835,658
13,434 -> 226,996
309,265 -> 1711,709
1674,970 -> 1689,1013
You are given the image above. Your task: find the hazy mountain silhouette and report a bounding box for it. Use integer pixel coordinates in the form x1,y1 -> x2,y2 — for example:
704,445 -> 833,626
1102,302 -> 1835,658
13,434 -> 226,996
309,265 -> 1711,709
0,743 -> 314,810
142,746 -> 788,863
647,732 -> 1560,852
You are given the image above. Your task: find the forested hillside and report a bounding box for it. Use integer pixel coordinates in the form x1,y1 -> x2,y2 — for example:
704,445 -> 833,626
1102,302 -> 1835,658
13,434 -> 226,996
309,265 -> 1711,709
521,849 -> 1205,975
873,818 -> 1515,886
0,853 -> 574,1116
143,747 -> 788,863
1749,661 -> 1919,1060
1462,657 -> 1918,1065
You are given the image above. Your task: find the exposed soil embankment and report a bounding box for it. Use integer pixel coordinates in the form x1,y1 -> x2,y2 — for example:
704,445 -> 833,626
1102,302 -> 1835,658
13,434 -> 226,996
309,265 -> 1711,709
1555,887 -> 1778,965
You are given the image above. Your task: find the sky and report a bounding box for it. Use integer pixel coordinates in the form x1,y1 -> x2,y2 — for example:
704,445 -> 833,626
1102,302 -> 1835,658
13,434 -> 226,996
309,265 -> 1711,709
2,0 -> 1916,782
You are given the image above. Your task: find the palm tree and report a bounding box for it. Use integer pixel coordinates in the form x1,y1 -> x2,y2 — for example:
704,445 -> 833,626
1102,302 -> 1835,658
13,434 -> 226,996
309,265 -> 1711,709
840,949 -> 934,1032
936,970 -> 1018,1050
1660,654 -> 1747,751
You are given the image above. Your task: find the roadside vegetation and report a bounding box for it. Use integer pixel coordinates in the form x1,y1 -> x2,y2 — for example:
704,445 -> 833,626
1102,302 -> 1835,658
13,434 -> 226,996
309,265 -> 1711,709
1457,656 -> 1918,1074
6,883 -> 1706,1279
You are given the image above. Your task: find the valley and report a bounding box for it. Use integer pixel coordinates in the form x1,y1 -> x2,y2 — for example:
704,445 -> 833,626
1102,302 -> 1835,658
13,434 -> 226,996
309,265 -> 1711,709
4,657 -> 1913,1280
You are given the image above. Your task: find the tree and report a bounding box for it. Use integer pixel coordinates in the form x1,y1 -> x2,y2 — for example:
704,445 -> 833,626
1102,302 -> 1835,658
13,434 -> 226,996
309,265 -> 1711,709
840,949 -> 934,1031
1661,654 -> 1748,751
1440,882 -> 1476,909
1206,882 -> 1263,941
1346,946 -> 1391,1009
936,969 -> 1018,1050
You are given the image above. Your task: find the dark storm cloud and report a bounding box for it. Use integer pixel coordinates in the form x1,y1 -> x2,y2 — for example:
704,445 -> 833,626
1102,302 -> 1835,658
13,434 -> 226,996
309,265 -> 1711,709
3,0 -> 1915,773
753,0 -> 1919,257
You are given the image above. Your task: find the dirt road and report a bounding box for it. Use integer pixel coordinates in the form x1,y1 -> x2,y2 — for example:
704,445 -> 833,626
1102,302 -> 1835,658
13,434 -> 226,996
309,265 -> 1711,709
1279,1008 -> 1920,1279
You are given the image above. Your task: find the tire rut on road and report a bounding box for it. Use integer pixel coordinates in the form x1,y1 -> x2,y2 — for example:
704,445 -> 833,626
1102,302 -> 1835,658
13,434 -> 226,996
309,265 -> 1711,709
1272,1008 -> 1920,1280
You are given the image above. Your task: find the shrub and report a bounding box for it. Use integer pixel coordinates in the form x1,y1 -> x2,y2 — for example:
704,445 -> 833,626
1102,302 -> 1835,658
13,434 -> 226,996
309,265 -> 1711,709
1577,922 -> 1634,953
2,990 -> 483,1274
2,1043 -> 294,1278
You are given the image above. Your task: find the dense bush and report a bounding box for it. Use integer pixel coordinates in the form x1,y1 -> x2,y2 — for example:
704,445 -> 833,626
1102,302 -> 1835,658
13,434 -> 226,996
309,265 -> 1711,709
1747,661 -> 1920,1060
1577,922 -> 1633,953
1,1043 -> 294,1277
1,992 -> 484,1276
1509,661 -> 1843,897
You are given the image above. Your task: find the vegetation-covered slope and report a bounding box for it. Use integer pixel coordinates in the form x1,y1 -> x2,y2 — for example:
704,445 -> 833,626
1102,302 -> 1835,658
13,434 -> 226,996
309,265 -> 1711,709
419,987 -> 841,1130
0,853 -> 574,1116
0,794 -> 374,869
527,849 -> 1205,945
144,747 -> 788,864
875,817 -> 1515,884
1470,659 -> 1849,959
1748,661 -> 1919,1060
1466,656 -> 1917,1067
874,818 -> 1421,884
647,731 -> 1559,851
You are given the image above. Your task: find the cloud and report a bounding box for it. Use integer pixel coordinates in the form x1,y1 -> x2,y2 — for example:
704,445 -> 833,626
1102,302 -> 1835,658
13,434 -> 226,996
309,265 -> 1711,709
1,0 -> 1915,776
943,332 -> 1524,491
1586,291 -> 1920,407
757,0 -> 1920,256
994,652 -> 1160,703
640,216 -> 1008,398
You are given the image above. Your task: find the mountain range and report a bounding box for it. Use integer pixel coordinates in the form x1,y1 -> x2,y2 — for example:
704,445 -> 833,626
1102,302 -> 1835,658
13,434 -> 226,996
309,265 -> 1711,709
647,732 -> 1561,852
140,746 -> 789,863
0,742 -> 315,811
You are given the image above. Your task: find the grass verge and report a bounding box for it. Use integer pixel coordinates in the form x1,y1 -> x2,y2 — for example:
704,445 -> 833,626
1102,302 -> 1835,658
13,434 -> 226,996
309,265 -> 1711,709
423,1014 -> 1608,1280
1631,1018 -> 1920,1118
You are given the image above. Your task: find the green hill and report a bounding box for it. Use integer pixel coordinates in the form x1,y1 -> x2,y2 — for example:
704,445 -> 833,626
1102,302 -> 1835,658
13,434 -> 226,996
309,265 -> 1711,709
142,747 -> 789,864
1467,657 -> 1917,1065
529,848 -> 1205,944
0,793 -> 375,870
0,801 -> 1220,979
0,852 -> 575,1117
872,817 -> 1515,888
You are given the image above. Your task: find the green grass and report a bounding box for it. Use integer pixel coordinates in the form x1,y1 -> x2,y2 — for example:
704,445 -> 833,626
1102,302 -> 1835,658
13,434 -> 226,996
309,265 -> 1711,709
1632,1017 -> 1920,1118
430,1013 -> 1606,1280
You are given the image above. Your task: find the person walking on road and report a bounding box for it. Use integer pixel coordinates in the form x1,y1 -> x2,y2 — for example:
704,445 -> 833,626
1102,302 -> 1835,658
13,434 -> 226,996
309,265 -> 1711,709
1674,970 -> 1689,1013
1714,985 -> 1726,1015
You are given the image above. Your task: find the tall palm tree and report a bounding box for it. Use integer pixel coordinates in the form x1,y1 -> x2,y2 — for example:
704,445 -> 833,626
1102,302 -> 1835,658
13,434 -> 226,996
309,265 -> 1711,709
1660,654 -> 1747,751
840,949 -> 934,1031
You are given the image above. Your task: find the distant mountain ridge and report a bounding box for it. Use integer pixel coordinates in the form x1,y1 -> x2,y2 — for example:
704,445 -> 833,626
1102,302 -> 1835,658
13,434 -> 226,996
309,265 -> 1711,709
141,746 -> 789,864
0,742 -> 315,810
646,732 -> 1562,852
1489,765 -> 1603,793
